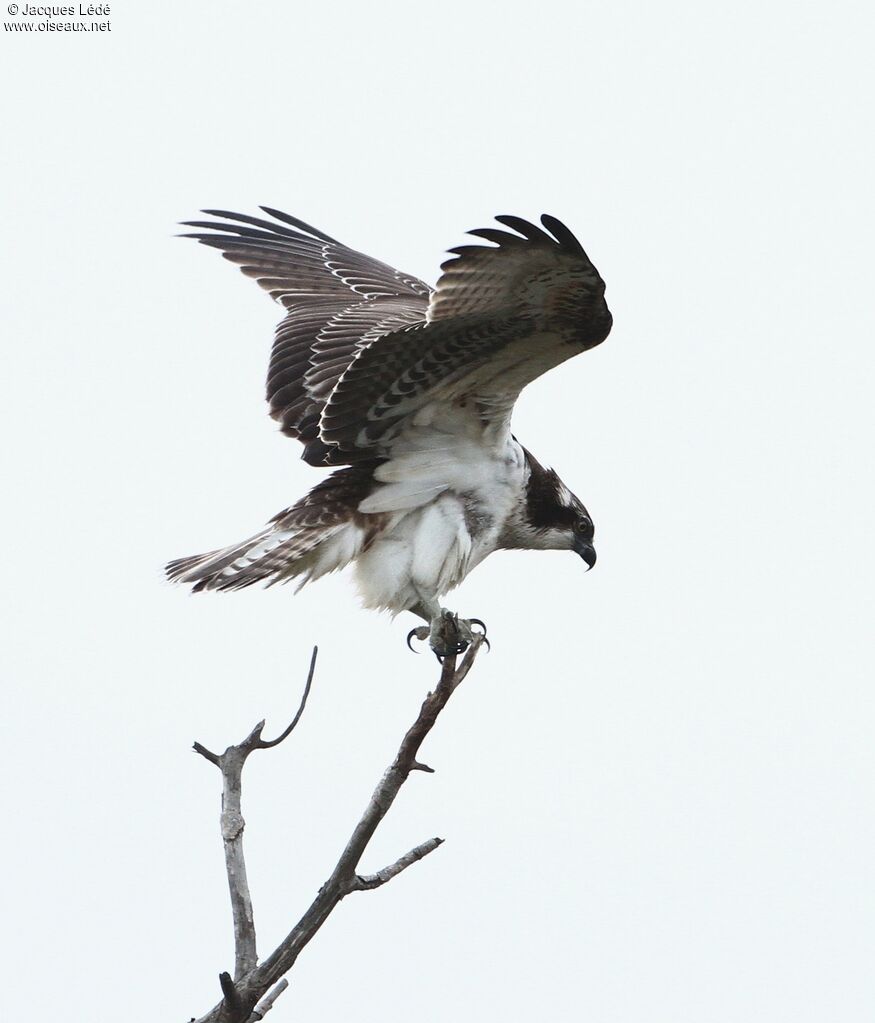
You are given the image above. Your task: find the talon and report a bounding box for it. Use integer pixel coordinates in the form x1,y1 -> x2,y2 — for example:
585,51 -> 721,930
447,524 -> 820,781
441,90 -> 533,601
406,625 -> 429,653
482,637 -> 491,652
469,618 -> 488,637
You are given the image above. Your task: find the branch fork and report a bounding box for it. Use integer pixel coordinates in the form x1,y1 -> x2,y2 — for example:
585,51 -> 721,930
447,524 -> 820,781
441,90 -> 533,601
188,636 -> 485,1023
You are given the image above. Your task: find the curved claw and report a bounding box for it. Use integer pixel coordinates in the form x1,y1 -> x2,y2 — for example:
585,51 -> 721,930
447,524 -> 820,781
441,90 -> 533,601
406,628 -> 422,653
481,636 -> 491,653
469,618 -> 488,637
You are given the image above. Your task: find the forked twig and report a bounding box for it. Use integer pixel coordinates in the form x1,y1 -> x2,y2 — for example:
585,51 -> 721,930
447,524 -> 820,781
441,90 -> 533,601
188,638 -> 485,1023
192,648 -> 317,994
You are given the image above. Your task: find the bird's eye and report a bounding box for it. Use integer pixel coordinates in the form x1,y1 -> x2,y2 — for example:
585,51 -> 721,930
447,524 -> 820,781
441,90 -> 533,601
575,518 -> 592,535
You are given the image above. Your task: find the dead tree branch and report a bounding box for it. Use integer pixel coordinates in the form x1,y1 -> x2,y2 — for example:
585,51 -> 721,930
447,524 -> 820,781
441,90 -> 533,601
192,646 -> 316,1002
349,836 -> 445,891
188,638 -> 485,1023
246,979 -> 288,1021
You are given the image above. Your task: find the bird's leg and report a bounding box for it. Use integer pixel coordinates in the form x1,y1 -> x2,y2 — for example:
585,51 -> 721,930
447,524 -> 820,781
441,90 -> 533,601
407,600 -> 489,659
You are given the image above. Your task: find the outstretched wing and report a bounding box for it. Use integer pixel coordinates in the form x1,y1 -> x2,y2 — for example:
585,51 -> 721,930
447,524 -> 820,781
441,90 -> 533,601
184,209 -> 610,467
319,214 -> 612,457
181,208 -> 431,465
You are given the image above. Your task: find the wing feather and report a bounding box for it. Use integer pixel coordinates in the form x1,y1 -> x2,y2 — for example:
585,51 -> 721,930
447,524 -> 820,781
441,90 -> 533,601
181,208 -> 430,465
185,209 -> 610,469
319,215 -> 612,458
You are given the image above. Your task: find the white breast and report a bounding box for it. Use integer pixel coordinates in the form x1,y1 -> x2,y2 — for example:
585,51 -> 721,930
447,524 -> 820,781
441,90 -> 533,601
352,405 -> 525,614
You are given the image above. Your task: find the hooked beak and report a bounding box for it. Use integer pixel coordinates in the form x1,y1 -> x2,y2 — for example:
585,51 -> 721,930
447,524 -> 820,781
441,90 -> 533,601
575,539 -> 597,571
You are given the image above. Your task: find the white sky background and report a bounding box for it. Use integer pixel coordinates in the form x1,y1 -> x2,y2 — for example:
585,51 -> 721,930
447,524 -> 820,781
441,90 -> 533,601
1,1 -> 873,1019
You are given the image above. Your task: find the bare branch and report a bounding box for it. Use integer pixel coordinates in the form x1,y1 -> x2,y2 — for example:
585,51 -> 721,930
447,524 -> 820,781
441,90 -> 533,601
190,637 -> 485,1023
192,648 -> 319,987
351,837 -> 445,891
246,979 -> 288,1021
257,646 -> 317,748
219,972 -> 243,1016
218,752 -> 257,979
193,741 -> 220,766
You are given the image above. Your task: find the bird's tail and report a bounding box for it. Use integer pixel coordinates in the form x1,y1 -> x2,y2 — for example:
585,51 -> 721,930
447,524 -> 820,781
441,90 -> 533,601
166,465 -> 377,593
166,521 -> 329,593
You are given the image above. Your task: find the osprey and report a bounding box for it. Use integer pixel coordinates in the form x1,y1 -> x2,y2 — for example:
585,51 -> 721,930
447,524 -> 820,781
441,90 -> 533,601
167,208 -> 612,656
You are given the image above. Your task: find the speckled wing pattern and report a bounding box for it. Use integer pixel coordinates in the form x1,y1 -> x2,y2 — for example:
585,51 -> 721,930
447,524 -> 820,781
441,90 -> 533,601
183,209 -> 611,467
320,214 -> 612,457
181,207 -> 431,466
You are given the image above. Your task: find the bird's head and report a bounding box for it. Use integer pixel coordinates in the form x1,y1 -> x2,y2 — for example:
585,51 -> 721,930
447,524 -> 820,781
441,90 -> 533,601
519,449 -> 596,569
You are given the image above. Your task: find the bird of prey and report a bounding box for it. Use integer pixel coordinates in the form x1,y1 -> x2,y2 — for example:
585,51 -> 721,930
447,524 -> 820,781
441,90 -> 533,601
166,208 -> 612,656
